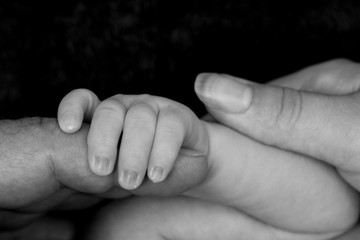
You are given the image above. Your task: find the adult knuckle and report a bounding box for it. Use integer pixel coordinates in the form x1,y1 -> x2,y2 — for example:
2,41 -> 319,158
0,117 -> 56,173
39,117 -> 61,134
37,118 -> 66,167
0,119 -> 23,136
315,71 -> 340,89
273,88 -> 303,131
6,117 -> 59,141
313,59 -> 359,89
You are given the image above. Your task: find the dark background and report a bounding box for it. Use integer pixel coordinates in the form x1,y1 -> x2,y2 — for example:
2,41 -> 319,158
1,0 -> 360,118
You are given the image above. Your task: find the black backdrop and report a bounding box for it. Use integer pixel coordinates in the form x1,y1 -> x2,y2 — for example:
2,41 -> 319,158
1,0 -> 360,118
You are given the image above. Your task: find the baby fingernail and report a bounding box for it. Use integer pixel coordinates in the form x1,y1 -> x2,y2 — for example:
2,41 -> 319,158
92,156 -> 112,175
120,170 -> 140,190
149,166 -> 165,183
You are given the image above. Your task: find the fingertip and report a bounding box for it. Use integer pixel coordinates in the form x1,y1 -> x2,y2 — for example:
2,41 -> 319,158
148,166 -> 166,183
58,113 -> 82,133
89,155 -> 114,176
58,88 -> 100,133
119,170 -> 141,190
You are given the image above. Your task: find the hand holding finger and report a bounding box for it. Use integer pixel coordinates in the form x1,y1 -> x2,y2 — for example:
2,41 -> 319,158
85,93 -> 209,191
115,95 -> 208,189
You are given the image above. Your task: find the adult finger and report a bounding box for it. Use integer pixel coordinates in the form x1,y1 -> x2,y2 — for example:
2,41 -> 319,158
194,73 -> 360,171
270,59 -> 360,94
58,89 -> 100,133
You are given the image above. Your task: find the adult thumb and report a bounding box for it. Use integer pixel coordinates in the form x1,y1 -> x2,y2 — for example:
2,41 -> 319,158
195,73 -> 360,170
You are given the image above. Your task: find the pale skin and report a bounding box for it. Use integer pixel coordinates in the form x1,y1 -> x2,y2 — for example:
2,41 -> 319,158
194,58 -> 360,240
0,117 -> 207,239
57,62 -> 359,240
2,59 -> 358,239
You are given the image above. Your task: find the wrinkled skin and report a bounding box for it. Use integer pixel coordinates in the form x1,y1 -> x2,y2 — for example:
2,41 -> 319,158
86,59 -> 360,240
2,59 -> 360,240
0,117 -> 207,234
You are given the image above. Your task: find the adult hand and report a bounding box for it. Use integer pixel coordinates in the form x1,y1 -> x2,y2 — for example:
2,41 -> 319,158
0,117 -> 207,231
84,59 -> 359,240
195,59 -> 360,193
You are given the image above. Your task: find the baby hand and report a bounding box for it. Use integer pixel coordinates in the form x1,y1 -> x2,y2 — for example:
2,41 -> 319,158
57,89 -> 209,190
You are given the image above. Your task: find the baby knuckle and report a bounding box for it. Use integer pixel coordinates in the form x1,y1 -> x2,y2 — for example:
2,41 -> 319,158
164,122 -> 182,135
161,105 -> 181,118
163,108 -> 188,128
127,150 -> 147,162
98,99 -> 126,119
126,104 -> 156,127
91,134 -> 117,147
73,88 -> 95,98
130,102 -> 155,116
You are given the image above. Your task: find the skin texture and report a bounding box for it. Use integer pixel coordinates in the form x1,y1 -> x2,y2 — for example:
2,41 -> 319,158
57,87 -> 358,236
58,92 -> 209,190
195,59 -> 360,194
0,117 -> 207,237
85,59 -> 360,240
86,196 -> 348,240
194,58 -> 360,239
1,59 -> 359,239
